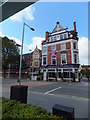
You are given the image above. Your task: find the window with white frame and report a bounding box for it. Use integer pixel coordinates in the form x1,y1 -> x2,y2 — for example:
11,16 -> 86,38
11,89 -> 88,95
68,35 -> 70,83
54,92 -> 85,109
43,57 -> 47,65
60,34 -> 63,40
33,62 -> 39,66
53,36 -> 56,41
51,45 -> 56,51
49,37 -> 51,42
43,46 -> 47,54
64,34 -> 67,39
61,43 -> 66,50
61,53 -> 67,64
33,54 -> 39,58
73,43 -> 77,49
51,36 -> 53,42
56,35 -> 60,40
74,54 -> 77,63
52,56 -> 56,65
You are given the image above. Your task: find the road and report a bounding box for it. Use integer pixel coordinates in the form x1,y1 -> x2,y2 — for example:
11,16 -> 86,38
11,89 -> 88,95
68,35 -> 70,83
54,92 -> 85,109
1,77 -> 89,119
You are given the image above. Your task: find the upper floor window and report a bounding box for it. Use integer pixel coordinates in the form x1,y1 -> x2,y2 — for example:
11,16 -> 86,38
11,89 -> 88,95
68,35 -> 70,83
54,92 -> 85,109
33,54 -> 39,59
33,62 -> 39,66
51,36 -> 56,41
51,36 -> 53,42
49,37 -> 51,42
74,54 -> 77,63
56,35 -> 60,40
64,34 -> 67,39
61,43 -> 66,50
54,36 -> 56,41
43,57 -> 46,65
43,46 -> 47,54
60,34 -> 63,40
61,53 -> 67,64
52,56 -> 56,65
51,45 -> 56,51
73,43 -> 77,49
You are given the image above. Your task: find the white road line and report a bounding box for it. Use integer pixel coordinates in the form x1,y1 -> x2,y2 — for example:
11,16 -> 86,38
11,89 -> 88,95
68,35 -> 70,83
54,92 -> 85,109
29,91 -> 88,101
44,86 -> 62,94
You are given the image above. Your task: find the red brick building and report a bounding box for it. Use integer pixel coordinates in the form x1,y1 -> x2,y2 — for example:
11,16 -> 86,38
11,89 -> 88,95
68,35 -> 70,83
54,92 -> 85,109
41,21 -> 80,82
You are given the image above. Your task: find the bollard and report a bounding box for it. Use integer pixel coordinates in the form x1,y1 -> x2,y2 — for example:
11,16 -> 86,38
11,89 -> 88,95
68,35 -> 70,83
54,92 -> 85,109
52,104 -> 75,120
10,85 -> 28,103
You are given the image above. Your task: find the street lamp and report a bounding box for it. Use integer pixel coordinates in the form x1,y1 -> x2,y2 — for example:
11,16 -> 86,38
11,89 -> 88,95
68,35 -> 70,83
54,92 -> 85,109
19,22 -> 35,85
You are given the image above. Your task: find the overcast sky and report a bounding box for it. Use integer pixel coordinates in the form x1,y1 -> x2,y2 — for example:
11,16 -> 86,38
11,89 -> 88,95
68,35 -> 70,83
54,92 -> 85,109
0,1 -> 88,65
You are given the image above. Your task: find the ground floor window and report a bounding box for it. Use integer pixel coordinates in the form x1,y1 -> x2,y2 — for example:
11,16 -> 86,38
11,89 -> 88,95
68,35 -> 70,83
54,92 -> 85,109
48,72 -> 56,78
58,72 -> 62,78
63,72 -> 68,78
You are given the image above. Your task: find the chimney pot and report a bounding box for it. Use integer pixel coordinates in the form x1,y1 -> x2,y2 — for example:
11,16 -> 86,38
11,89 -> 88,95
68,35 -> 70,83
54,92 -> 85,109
73,22 -> 76,32
45,31 -> 49,40
57,21 -> 59,24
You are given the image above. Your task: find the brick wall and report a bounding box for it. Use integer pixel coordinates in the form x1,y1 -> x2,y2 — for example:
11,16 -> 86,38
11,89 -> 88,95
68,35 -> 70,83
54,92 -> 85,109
56,44 -> 61,65
47,46 -> 51,65
66,42 -> 71,49
67,50 -> 72,64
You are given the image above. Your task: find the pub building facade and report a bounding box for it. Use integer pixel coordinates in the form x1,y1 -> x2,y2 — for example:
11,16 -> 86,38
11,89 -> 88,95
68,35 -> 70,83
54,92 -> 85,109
41,21 -> 80,82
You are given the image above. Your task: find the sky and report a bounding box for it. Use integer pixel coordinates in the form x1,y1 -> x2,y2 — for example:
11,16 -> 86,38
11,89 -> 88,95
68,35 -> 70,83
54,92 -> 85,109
0,1 -> 88,65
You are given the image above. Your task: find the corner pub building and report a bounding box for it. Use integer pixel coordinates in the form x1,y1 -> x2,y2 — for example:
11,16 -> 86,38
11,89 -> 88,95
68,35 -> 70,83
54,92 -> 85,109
41,21 -> 80,82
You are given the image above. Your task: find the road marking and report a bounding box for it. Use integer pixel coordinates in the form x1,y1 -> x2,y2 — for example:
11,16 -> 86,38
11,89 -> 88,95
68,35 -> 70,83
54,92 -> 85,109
29,90 -> 89,101
44,86 -> 62,94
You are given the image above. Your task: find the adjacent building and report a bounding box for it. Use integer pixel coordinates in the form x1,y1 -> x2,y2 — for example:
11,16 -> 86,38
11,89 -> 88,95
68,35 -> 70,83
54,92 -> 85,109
41,21 -> 80,82
30,46 -> 42,80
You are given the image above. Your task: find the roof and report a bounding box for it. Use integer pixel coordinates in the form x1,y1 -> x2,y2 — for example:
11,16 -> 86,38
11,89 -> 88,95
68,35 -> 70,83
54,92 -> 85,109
33,46 -> 41,53
52,22 -> 66,33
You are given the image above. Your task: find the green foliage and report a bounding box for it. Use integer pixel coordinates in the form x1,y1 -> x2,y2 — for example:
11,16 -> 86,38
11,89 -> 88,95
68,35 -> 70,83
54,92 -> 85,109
1,97 -> 9,104
81,69 -> 85,75
2,36 -> 20,77
81,67 -> 90,77
1,97 -> 63,120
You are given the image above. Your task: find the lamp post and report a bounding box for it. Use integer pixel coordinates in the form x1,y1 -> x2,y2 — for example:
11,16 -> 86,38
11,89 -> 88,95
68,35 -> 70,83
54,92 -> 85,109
8,64 -> 11,79
19,23 -> 35,85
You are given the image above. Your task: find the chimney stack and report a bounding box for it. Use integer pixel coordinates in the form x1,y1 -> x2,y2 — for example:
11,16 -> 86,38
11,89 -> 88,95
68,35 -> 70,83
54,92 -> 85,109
45,31 -> 49,40
73,22 -> 76,32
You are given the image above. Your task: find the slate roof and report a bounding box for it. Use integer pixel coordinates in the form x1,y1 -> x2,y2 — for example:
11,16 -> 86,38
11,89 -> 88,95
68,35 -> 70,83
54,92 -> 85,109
52,23 -> 66,33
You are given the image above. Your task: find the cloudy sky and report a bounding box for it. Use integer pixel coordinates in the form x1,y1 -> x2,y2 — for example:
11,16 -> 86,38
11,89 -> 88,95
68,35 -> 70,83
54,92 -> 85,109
0,1 -> 88,65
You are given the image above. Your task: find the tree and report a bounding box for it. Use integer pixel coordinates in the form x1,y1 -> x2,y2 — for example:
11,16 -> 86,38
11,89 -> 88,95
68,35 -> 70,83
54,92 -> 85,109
81,67 -> 90,78
85,67 -> 90,77
81,69 -> 85,76
2,36 -> 20,77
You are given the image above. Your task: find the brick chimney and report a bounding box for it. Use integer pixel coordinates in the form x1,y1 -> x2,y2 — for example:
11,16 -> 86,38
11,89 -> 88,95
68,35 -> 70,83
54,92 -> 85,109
73,22 -> 76,32
45,31 -> 49,40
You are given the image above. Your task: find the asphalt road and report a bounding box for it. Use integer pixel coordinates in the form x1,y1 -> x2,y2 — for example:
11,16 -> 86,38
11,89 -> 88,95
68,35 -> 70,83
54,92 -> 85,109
1,77 -> 89,119
29,81 -> 88,98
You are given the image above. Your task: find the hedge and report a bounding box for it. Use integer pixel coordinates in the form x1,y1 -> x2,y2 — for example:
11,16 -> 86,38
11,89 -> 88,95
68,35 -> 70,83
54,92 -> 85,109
0,97 -> 64,120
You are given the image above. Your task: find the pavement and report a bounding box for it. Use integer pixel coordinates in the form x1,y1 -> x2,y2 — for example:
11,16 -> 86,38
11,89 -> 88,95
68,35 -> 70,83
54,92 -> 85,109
1,77 -> 89,119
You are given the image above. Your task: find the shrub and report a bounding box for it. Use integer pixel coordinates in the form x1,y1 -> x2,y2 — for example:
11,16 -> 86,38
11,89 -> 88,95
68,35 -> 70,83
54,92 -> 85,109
1,97 -> 63,120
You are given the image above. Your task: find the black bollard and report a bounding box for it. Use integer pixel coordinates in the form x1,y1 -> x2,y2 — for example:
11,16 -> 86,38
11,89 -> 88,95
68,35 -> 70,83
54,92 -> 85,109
52,104 -> 75,120
10,85 -> 28,103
